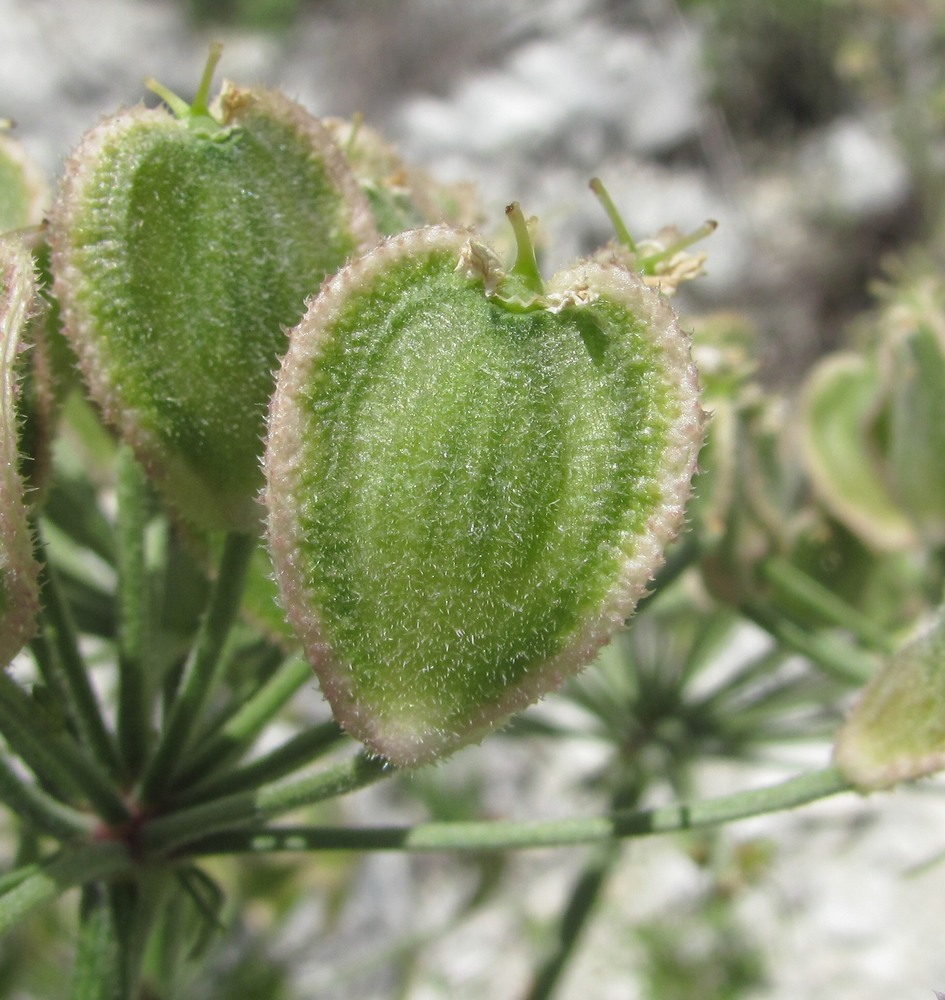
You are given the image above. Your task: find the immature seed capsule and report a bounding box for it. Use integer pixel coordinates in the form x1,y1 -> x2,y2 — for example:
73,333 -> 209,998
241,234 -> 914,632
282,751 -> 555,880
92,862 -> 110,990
266,208 -> 704,766
0,122 -> 48,235
835,610 -> 945,790
323,116 -> 480,236
49,48 -> 378,531
0,235 -> 41,664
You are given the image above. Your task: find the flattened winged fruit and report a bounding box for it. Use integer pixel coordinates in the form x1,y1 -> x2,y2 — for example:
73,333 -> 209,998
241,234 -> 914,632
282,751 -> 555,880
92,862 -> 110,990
49,47 -> 378,531
0,236 -> 41,665
265,206 -> 705,766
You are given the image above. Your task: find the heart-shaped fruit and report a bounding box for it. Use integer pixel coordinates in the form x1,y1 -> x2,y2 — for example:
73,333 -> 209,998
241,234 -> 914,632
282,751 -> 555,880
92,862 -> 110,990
835,610 -> 945,790
0,235 -> 41,664
49,48 -> 377,531
265,206 -> 704,766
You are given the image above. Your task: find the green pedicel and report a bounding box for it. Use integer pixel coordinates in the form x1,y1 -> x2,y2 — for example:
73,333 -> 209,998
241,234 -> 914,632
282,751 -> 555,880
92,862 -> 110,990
49,52 -> 378,531
266,217 -> 705,766
0,236 -> 41,665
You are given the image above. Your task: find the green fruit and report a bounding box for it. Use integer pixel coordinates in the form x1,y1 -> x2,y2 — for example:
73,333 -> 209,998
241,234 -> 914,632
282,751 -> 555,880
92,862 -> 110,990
835,610 -> 945,790
800,352 -> 915,551
49,48 -> 378,531
265,209 -> 704,765
0,235 -> 41,664
0,123 -> 48,235
323,116 -> 479,237
883,314 -> 945,542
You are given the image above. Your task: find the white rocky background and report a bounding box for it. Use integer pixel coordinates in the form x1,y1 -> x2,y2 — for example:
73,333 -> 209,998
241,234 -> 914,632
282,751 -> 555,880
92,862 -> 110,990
4,1 -> 945,998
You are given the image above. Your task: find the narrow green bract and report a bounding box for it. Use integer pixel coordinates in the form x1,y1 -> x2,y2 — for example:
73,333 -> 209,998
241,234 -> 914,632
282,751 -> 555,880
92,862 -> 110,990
266,226 -> 704,765
50,82 -> 377,531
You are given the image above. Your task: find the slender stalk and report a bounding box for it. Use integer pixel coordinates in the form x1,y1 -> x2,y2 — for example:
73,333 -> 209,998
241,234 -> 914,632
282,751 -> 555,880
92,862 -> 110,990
42,477 -> 116,567
639,220 -> 717,269
190,41 -> 224,118
0,863 -> 40,898
172,720 -> 345,807
144,42 -> 223,124
0,672 -> 130,825
104,875 -> 169,1000
0,843 -> 132,939
759,556 -> 896,654
141,752 -> 393,856
139,531 -> 256,803
524,780 -> 643,1000
742,603 -> 876,685
33,530 -> 122,778
72,883 -> 125,1000
523,842 -> 619,1000
184,767 -> 851,856
506,201 -> 544,294
116,446 -> 155,780
174,655 -> 314,787
0,749 -> 96,840
589,177 -> 637,251
26,630 -> 71,723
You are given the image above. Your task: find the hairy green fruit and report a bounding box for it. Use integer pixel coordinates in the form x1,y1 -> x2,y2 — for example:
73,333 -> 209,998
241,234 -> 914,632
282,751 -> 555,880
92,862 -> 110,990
800,352 -> 916,551
0,236 -> 40,664
49,53 -> 378,531
835,611 -> 945,790
323,116 -> 479,237
0,124 -> 48,235
266,217 -> 704,765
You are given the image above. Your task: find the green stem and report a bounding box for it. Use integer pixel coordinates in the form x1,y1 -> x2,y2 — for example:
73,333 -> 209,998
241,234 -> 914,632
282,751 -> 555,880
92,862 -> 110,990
506,202 -> 544,295
759,556 -> 896,653
172,719 -> 345,807
0,672 -> 129,825
116,446 -> 154,780
141,751 -> 392,857
0,863 -> 41,898
523,842 -> 619,1000
0,749 -> 95,841
34,530 -> 122,778
191,41 -> 224,118
139,531 -> 256,804
26,631 -> 71,724
174,655 -> 314,788
742,603 -> 877,685
42,476 -> 117,567
145,42 -> 223,125
588,177 -> 637,252
0,843 -> 132,940
102,876 -> 167,1000
639,220 -> 717,270
184,767 -> 850,856
72,883 -> 125,1000
524,780 -> 643,1000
